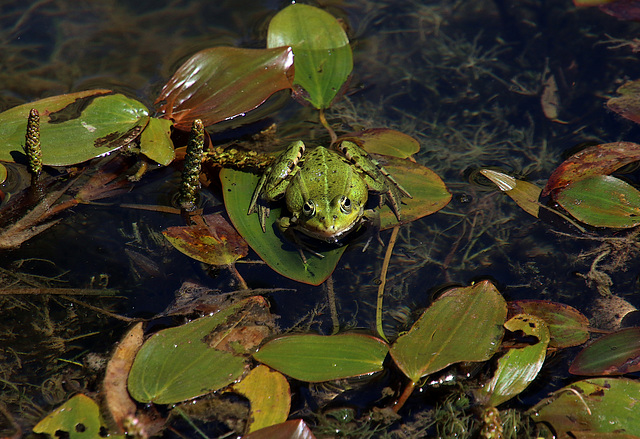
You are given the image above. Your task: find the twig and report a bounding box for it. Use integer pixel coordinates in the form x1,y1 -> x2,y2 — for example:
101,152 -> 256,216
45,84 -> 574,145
376,226 -> 400,342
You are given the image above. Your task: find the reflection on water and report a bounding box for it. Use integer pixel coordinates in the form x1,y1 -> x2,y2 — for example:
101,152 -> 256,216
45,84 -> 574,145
1,0 -> 640,436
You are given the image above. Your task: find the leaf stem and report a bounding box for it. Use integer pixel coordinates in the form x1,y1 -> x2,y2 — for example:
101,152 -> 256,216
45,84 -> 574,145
376,226 -> 400,342
319,109 -> 337,146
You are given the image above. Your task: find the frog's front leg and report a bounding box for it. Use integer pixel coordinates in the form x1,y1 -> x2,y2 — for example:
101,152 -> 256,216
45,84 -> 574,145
247,140 -> 306,232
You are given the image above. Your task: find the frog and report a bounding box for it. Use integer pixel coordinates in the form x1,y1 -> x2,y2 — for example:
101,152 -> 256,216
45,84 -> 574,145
247,139 -> 411,244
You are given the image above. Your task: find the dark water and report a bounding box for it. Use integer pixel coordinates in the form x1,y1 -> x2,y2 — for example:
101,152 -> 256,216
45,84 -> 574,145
1,0 -> 640,437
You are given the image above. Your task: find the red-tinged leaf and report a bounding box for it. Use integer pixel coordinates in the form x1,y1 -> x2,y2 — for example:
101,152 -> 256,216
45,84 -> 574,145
608,80 -> 640,125
163,213 -> 249,266
337,128 -> 420,159
543,142 -> 640,197
243,419 -> 316,439
156,47 -> 294,130
509,300 -> 590,349
599,0 -> 640,20
570,327 -> 640,376
573,0 -> 616,6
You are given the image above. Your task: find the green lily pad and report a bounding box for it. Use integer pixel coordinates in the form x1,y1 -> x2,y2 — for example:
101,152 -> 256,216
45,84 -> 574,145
156,47 -> 294,130
267,3 -> 352,109
479,314 -> 549,407
139,117 -> 174,165
390,280 -> 507,383
127,299 -> 253,404
556,175 -> 640,228
530,378 -> 640,437
220,167 -> 346,286
253,333 -> 388,382
0,162 -> 6,185
0,90 -> 149,166
570,327 -> 640,376
33,394 -> 111,439
378,155 -> 451,229
509,300 -> 590,349
480,169 -> 541,218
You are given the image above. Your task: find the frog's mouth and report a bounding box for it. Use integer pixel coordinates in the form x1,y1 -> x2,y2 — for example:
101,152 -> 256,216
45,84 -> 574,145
296,217 -> 362,244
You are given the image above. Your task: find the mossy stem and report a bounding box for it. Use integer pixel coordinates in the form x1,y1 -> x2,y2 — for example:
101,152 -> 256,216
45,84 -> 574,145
178,119 -> 205,212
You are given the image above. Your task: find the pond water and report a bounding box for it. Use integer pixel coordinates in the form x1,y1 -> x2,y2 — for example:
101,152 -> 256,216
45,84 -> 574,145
1,0 -> 640,437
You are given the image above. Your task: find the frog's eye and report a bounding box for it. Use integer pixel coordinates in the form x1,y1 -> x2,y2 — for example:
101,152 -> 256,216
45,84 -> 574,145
303,200 -> 316,217
339,196 -> 352,214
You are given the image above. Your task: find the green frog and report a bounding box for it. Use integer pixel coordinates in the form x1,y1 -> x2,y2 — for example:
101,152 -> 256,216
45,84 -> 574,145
247,140 -> 411,244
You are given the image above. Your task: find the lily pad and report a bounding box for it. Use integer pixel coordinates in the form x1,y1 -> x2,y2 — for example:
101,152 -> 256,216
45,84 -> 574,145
139,117 -> 174,165
479,314 -> 549,407
570,327 -> 640,376
127,298 -> 255,404
530,378 -> 640,437
33,394 -> 111,439
231,365 -> 291,433
480,169 -> 541,218
389,280 -> 507,383
253,333 -> 389,382
220,167 -> 346,285
267,3 -> 352,109
378,155 -> 451,229
163,213 -> 249,266
155,47 -> 294,130
556,175 -> 640,228
543,142 -> 640,197
508,300 -> 590,349
0,90 -> 149,166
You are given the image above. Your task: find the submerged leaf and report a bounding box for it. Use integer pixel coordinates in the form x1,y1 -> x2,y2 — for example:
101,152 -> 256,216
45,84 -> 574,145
0,90 -> 149,166
556,175 -> 640,228
339,128 -> 421,158
390,280 -> 507,382
607,79 -> 640,125
570,327 -> 640,376
156,47 -> 294,130
254,333 -> 389,382
267,3 -> 352,109
243,419 -> 316,439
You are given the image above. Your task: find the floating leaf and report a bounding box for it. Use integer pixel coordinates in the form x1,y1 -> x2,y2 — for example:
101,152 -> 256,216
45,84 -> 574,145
254,333 -> 388,382
556,175 -> 640,228
339,129 -> 421,158
530,378 -> 640,437
156,47 -> 294,130
33,394 -> 110,439
220,168 -> 346,285
570,327 -> 640,376
127,298 -> 258,404
0,90 -> 149,166
163,213 -> 248,266
267,3 -> 352,109
231,365 -> 291,433
573,0 -> 616,6
139,117 -> 174,165
509,300 -> 590,349
390,280 -> 507,382
479,314 -> 550,407
543,142 -> 640,197
480,169 -> 541,218
599,1 -> 640,20
378,155 -> 451,229
243,419 -> 316,439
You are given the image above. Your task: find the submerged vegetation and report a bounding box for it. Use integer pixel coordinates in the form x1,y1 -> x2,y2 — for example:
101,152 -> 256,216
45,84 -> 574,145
1,0 -> 640,438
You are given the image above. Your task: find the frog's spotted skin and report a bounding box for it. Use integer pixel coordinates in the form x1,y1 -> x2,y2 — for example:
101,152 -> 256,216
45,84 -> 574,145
248,140 -> 411,243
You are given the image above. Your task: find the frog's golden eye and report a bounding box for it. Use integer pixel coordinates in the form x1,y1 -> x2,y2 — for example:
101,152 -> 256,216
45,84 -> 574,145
303,200 -> 316,217
339,196 -> 352,214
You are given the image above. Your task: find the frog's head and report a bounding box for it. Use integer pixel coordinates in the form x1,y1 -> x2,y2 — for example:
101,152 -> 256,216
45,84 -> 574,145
294,193 -> 367,242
